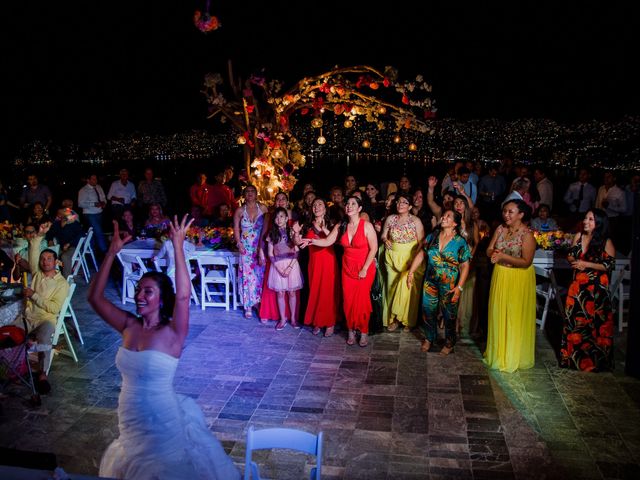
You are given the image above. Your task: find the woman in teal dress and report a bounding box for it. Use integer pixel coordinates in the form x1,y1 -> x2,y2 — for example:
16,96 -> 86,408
408,209 -> 471,355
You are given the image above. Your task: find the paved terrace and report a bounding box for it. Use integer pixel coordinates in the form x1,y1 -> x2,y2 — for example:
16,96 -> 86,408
1,280 -> 639,479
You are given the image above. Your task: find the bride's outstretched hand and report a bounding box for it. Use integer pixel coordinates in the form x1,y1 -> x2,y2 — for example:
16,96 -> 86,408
108,220 -> 131,254
169,214 -> 194,243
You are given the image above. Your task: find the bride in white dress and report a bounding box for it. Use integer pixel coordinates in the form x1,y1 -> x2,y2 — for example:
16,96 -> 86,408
89,215 -> 240,480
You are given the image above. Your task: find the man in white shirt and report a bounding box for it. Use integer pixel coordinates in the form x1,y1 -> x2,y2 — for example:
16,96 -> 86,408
78,174 -> 108,253
595,171 -> 626,217
456,167 -> 477,204
107,168 -> 137,220
563,168 -> 596,216
534,167 -> 554,210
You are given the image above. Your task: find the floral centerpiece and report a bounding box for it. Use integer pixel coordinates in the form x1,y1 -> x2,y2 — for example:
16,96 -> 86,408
533,230 -> 573,251
0,222 -> 22,241
186,226 -> 235,250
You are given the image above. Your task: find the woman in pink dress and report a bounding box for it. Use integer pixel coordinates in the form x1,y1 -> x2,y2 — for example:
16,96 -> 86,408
305,196 -> 378,346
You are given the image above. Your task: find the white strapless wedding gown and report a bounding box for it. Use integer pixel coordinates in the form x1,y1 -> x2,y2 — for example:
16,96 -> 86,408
100,347 -> 240,479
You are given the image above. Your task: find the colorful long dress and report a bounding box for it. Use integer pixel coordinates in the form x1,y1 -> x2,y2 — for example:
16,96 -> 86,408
484,228 -> 536,372
383,215 -> 424,328
304,227 -> 340,328
239,205 -> 265,309
340,219 -> 376,334
421,233 -> 471,347
560,237 -> 615,372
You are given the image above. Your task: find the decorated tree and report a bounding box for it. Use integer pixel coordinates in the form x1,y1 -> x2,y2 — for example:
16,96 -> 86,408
202,63 -> 436,200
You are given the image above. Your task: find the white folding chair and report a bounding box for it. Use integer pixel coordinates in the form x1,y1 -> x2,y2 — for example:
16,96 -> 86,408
244,425 -> 323,480
154,256 -> 200,306
116,252 -> 148,304
63,275 -> 84,345
70,236 -> 87,280
47,280 -> 79,374
82,227 -> 99,274
196,256 -> 230,310
612,266 -> 631,332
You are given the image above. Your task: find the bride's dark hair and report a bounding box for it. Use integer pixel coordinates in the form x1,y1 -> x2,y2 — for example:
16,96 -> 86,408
138,272 -> 175,326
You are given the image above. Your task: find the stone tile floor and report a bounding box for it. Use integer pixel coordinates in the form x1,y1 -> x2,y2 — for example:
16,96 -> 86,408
1,280 -> 639,479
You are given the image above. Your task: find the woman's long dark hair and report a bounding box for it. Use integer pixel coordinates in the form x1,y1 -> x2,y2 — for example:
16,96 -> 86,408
338,195 -> 363,240
586,208 -> 610,254
138,272 -> 175,326
427,209 -> 463,250
268,207 -> 292,245
303,198 -> 332,236
454,195 -> 476,248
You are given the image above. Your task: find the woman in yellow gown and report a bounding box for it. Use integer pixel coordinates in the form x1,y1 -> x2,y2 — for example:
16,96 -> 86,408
380,193 -> 425,331
484,199 -> 536,372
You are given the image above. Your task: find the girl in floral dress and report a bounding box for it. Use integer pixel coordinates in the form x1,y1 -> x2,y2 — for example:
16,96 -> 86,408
233,185 -> 268,318
561,209 -> 615,372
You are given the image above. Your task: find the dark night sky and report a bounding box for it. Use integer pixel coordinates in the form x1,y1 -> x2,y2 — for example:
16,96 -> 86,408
3,1 -> 639,155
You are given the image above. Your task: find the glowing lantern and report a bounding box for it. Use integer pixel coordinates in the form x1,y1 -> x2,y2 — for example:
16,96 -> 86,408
393,135 -> 402,144
378,106 -> 387,115
317,135 -> 327,145
343,119 -> 353,128
311,117 -> 323,128
272,148 -> 284,159
237,135 -> 247,145
408,143 -> 418,151
362,140 -> 371,149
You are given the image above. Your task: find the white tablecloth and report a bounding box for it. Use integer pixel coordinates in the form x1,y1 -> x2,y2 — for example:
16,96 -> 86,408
0,297 -> 24,327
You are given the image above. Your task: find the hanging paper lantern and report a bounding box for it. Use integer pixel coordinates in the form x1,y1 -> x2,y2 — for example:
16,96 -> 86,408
362,140 -> 371,149
393,135 -> 402,144
317,135 -> 327,145
311,118 -> 323,128
408,143 -> 418,151
378,106 -> 387,115
343,119 -> 353,128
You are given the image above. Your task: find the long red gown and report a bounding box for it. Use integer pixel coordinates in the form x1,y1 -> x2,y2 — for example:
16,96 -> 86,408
303,228 -> 340,328
340,219 -> 376,333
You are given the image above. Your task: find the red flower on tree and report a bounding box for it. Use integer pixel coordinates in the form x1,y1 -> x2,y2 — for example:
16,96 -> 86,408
579,357 -> 595,371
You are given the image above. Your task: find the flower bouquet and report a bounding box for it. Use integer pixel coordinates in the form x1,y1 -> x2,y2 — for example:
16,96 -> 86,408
532,230 -> 573,251
187,226 -> 235,250
0,222 -> 21,241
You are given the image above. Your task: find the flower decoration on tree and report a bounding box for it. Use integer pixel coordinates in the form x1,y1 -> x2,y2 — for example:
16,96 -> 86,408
202,63 -> 436,201
193,1 -> 220,33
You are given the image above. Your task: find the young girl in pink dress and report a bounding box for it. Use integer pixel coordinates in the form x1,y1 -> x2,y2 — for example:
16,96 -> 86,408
266,207 -> 303,330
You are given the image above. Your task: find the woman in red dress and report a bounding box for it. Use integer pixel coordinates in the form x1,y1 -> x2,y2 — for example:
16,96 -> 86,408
295,198 -> 341,336
305,196 -> 378,346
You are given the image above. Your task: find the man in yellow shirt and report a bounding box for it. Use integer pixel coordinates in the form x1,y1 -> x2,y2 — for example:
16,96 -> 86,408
15,222 -> 69,394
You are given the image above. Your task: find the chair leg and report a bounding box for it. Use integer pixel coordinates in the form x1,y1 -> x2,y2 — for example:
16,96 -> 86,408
89,250 -> 99,271
67,305 -> 84,344
60,323 -> 78,363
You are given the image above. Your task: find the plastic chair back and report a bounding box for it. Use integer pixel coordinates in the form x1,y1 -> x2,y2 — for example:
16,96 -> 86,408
244,425 -> 322,480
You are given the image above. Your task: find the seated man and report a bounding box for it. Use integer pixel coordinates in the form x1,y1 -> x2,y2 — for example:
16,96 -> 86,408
13,222 -> 69,394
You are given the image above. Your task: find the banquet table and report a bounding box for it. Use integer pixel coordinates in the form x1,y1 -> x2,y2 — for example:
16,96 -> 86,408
122,239 -> 238,260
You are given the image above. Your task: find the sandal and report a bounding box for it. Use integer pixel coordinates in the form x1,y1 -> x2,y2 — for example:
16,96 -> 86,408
420,339 -> 431,353
324,326 -> 334,337
403,326 -> 411,333
387,321 -> 399,332
359,333 -> 369,348
440,344 -> 454,356
347,330 -> 356,346
291,321 -> 301,329
244,310 -> 253,319
312,327 -> 321,335
259,318 -> 269,325
275,321 -> 286,331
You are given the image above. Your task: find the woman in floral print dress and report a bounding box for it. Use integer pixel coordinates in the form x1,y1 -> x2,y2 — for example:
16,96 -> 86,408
233,185 -> 268,318
561,208 -> 616,372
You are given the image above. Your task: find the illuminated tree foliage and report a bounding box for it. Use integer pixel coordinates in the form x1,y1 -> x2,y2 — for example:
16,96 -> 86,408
203,63 -> 436,199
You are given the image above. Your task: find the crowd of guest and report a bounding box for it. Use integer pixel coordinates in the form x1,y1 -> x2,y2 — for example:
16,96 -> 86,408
1,159 -> 638,381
